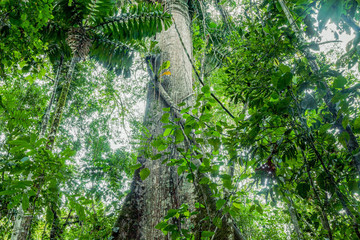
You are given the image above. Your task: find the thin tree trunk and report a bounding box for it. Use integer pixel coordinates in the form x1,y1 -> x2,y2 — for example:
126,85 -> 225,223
11,57 -> 79,240
286,198 -> 303,240
11,194 -> 32,240
40,58 -> 64,137
10,59 -> 65,240
297,145 -> 333,239
47,56 -> 80,240
47,56 -> 80,149
49,203 -> 62,240
214,0 -> 232,31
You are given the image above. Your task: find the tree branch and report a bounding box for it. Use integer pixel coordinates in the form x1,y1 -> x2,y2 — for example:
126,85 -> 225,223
341,14 -> 360,32
277,0 -> 360,179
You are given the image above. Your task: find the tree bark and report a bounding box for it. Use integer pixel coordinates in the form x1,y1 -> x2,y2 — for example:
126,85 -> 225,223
47,56 -> 80,149
286,199 -> 303,240
112,1 -> 240,239
40,58 -> 64,137
47,57 -> 80,240
11,200 -> 33,240
112,1 -> 194,239
10,59 -> 66,240
11,57 -> 79,240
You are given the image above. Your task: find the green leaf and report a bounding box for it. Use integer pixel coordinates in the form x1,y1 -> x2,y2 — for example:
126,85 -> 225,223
233,202 -> 241,209
223,179 -> 233,190
0,190 -> 20,195
22,194 -> 29,211
338,131 -> 350,148
163,128 -> 172,137
177,166 -> 186,175
296,183 -> 310,198
319,123 -> 332,134
46,206 -> 54,223
178,102 -> 186,107
11,181 -> 32,189
277,72 -> 292,90
255,205 -> 263,214
317,172 -> 334,193
130,163 -> 142,170
201,85 -> 210,94
279,64 -> 291,73
354,118 -> 360,129
165,209 -> 178,219
333,76 -> 347,89
158,60 -> 170,75
342,115 -> 349,129
75,204 -> 86,221
249,205 -> 255,212
157,144 -> 168,152
140,168 -> 150,180
151,153 -> 162,160
28,190 -> 36,197
155,221 -> 168,230
201,231 -> 215,237
161,113 -> 170,123
271,92 -> 279,100
216,199 -> 226,210
199,177 -> 210,184
347,180 -> 359,193
174,129 -> 184,144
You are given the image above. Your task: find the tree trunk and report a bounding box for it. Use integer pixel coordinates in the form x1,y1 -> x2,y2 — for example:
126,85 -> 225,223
40,58 -> 64,137
112,1 -> 239,239
11,57 -> 79,240
11,60 -> 63,240
11,199 -> 33,240
47,56 -> 80,149
286,199 -> 303,240
49,203 -> 62,240
47,57 -> 80,240
112,1 -> 194,239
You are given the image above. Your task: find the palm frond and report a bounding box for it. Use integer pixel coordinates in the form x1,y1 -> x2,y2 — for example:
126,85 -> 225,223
42,23 -> 72,63
83,0 -> 120,25
90,36 -> 136,77
53,0 -> 87,25
91,2 -> 172,42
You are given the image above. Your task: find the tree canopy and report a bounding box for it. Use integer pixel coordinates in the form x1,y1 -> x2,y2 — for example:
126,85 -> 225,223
1,0 -> 360,239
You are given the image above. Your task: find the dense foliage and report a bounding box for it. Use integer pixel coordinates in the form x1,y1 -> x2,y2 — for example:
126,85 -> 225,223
1,0 -> 360,239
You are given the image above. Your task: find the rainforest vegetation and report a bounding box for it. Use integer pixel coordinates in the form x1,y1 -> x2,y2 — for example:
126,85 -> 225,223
1,0 -> 360,239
